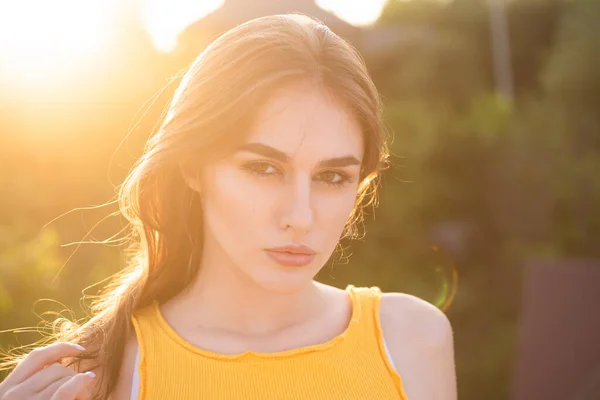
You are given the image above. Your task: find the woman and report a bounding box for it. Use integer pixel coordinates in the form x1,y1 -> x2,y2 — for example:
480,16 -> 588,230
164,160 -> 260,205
0,14 -> 456,400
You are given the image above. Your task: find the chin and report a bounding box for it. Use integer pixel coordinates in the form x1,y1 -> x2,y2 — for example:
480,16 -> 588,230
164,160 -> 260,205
249,267 -> 318,294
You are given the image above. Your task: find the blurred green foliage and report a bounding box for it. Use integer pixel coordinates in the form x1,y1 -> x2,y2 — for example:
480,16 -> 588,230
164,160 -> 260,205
1,0 -> 599,397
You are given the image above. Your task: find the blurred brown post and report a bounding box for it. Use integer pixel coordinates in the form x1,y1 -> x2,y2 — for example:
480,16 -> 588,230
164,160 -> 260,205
512,260 -> 600,400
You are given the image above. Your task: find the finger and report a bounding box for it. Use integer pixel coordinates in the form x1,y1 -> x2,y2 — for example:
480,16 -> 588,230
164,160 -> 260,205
5,342 -> 85,387
0,365 -> 72,400
27,362 -> 77,393
49,372 -> 95,400
37,375 -> 71,399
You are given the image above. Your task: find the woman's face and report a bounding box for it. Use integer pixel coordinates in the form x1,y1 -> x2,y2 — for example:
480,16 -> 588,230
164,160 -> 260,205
197,81 -> 364,292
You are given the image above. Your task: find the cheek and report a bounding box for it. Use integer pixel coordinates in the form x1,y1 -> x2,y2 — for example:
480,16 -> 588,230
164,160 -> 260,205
316,187 -> 358,234
203,167 -> 269,242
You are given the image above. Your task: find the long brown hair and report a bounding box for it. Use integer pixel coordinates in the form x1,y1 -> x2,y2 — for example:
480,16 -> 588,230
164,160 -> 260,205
1,13 -> 389,399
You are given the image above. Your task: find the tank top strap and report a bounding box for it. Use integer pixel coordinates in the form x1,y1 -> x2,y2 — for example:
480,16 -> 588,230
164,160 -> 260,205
131,301 -> 166,400
345,285 -> 384,337
345,285 -> 405,397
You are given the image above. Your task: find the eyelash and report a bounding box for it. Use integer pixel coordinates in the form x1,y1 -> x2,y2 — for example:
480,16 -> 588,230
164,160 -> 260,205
241,161 -> 353,187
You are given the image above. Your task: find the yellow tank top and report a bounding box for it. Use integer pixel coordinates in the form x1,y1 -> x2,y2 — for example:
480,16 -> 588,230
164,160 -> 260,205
131,285 -> 407,399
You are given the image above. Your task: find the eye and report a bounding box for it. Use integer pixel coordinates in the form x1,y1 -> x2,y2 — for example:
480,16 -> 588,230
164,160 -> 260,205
316,171 -> 351,186
242,161 -> 281,177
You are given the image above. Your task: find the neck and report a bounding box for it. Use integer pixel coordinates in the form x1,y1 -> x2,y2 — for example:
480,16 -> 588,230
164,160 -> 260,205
171,250 -> 327,337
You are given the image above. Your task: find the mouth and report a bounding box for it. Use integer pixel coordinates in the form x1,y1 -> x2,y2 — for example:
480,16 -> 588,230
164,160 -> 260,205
265,244 -> 316,267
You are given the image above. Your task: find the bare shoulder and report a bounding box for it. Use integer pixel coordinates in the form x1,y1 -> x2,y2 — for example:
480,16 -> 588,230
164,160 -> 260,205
379,293 -> 457,400
380,292 -> 453,344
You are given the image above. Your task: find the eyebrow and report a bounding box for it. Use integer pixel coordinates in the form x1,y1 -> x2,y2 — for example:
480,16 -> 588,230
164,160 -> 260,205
237,142 -> 361,168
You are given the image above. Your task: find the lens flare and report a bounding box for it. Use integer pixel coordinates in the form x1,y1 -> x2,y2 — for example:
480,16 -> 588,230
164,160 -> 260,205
430,245 -> 458,312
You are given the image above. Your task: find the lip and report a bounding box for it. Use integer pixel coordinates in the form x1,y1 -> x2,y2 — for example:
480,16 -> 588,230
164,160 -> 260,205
265,244 -> 316,267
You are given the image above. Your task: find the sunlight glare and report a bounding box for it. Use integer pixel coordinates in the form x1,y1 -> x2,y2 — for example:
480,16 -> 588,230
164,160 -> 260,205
0,0 -> 117,84
142,0 -> 386,53
142,0 -> 224,53
316,0 -> 388,26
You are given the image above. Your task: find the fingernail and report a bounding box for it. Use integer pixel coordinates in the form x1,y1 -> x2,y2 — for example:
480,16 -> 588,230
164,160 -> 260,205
72,343 -> 86,351
85,371 -> 96,378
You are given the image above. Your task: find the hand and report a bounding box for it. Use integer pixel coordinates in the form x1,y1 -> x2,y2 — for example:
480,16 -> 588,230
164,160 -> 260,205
0,342 -> 95,400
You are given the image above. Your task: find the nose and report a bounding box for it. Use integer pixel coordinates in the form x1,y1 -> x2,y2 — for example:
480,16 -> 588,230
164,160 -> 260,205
279,175 -> 314,237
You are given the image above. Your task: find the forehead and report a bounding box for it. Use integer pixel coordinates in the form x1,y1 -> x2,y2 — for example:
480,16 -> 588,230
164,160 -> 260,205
244,82 -> 364,163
